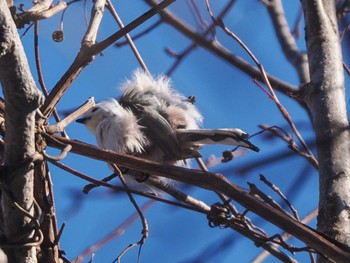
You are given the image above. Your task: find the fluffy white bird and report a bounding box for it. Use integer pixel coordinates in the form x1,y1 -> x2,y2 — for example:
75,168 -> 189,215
76,70 -> 259,193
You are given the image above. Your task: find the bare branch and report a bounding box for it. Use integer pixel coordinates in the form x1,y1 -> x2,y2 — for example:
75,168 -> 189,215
262,0 -> 309,84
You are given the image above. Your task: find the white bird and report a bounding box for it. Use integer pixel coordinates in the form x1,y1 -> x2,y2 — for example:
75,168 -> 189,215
76,70 -> 259,194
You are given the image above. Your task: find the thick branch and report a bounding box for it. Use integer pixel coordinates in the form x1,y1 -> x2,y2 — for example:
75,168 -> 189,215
0,2 -> 43,262
302,0 -> 350,259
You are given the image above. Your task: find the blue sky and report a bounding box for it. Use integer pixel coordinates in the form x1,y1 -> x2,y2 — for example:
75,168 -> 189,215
15,0 -> 340,262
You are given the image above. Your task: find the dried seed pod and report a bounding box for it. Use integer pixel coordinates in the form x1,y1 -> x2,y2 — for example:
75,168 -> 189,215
52,30 -> 64,42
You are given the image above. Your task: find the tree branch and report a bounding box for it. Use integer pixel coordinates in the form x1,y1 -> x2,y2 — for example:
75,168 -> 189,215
262,0 -> 309,84
45,134 -> 350,262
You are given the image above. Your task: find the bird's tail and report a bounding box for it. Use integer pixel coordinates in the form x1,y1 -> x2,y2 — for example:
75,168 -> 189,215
176,128 -> 260,152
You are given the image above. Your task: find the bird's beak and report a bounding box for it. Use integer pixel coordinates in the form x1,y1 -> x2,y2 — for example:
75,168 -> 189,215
76,117 -> 89,124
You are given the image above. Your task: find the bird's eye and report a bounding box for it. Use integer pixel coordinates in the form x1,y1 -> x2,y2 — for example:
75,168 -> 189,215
91,107 -> 100,113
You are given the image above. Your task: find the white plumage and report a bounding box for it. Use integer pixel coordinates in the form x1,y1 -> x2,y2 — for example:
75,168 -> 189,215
77,70 -> 259,194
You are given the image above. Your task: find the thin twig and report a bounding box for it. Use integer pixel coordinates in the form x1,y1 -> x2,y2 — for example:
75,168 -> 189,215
34,22 -> 68,137
195,157 -> 239,216
74,200 -> 155,263
194,157 -> 297,262
187,0 -> 209,32
16,1 -> 67,28
248,183 -> 288,215
258,124 -> 318,169
82,0 -> 106,47
261,0 -> 309,83
115,20 -> 162,47
259,174 -> 300,220
110,164 -> 149,262
43,144 -> 72,161
53,223 -> 66,246
106,0 -> 150,74
167,0 -> 235,75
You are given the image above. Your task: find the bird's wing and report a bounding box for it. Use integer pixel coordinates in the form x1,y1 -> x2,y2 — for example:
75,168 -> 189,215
119,93 -> 187,160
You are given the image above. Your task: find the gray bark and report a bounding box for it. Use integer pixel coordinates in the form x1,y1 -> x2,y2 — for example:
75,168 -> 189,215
0,1 -> 43,262
302,0 -> 350,262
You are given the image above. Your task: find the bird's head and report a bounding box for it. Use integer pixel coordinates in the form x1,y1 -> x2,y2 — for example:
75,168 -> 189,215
76,99 -> 119,134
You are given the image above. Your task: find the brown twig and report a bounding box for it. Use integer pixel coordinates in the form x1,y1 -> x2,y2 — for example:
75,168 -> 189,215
82,0 -> 106,48
115,20 -> 162,47
187,0 -> 210,32
291,6 -> 303,39
43,144 -> 72,161
248,183 -> 288,215
194,157 -> 297,261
